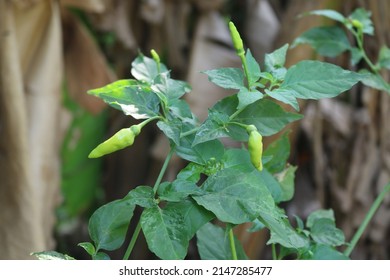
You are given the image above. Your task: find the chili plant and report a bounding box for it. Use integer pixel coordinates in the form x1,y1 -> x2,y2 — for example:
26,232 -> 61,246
34,8 -> 390,260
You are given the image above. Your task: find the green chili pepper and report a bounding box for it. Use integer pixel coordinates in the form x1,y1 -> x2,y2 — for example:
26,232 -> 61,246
351,19 -> 363,30
246,125 -> 263,171
151,49 -> 160,64
228,21 -> 245,57
88,124 -> 142,158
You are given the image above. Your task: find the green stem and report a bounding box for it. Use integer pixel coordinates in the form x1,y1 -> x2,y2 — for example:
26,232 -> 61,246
123,145 -> 176,259
229,107 -> 245,121
228,121 -> 249,130
139,116 -> 161,128
353,29 -> 379,75
239,54 -> 251,89
180,127 -> 199,138
228,227 -> 238,260
272,244 -> 277,260
123,221 -> 142,260
153,146 -> 175,194
344,182 -> 390,257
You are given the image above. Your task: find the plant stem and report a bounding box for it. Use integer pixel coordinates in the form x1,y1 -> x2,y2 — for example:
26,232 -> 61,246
344,182 -> 390,257
272,244 -> 277,260
180,127 -> 199,138
353,29 -> 379,75
229,107 -> 245,120
139,116 -> 162,128
123,221 -> 142,260
153,146 -> 176,194
123,145 -> 176,259
239,54 -> 251,89
228,227 -> 238,260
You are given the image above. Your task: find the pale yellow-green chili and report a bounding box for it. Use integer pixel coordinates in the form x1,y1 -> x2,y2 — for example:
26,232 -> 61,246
246,125 -> 263,171
88,124 -> 142,158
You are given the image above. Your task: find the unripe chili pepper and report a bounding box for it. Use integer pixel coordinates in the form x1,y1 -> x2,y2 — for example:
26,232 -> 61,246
229,22 -> 245,57
150,49 -> 160,64
88,124 -> 142,158
246,125 -> 263,171
351,19 -> 363,30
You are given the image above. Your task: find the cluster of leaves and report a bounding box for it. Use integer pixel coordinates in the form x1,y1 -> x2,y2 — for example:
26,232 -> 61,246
292,8 -> 390,93
36,9 -> 386,261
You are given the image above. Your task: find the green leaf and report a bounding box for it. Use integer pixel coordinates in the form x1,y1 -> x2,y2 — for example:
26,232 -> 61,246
176,136 -> 225,165
125,186 -> 155,208
247,219 -> 266,232
88,197 -> 135,251
263,131 -> 291,173
359,70 -> 390,93
306,209 -> 335,228
157,119 -> 182,146
275,165 -> 297,202
78,242 -> 96,256
196,223 -> 248,260
88,80 -> 160,119
193,168 -> 275,224
310,219 -> 345,247
258,169 -> 283,203
192,110 -> 231,146
158,180 -> 203,202
265,88 -> 299,111
131,54 -> 167,83
141,200 -> 213,259
305,9 -> 346,23
264,44 -> 289,79
245,49 -> 261,86
237,88 -> 264,109
261,211 -> 310,249
350,47 -> 363,65
152,72 -> 191,100
292,26 -> 350,57
378,45 -> 390,70
300,244 -> 349,260
203,68 -> 245,90
348,8 -> 374,35
168,99 -> 197,124
222,148 -> 254,172
280,60 -> 362,99
93,252 -> 110,260
232,99 -> 303,139
176,163 -> 204,183
32,251 -> 76,260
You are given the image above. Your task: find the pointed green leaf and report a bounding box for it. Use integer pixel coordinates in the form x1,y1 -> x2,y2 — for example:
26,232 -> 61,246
141,200 -> 213,259
125,186 -> 155,208
158,180 -> 203,202
292,26 -> 350,57
263,131 -> 291,173
265,88 -> 299,111
88,197 -> 135,251
131,54 -> 168,83
280,60 -> 362,99
305,10 -> 346,23
78,242 -> 96,256
359,70 -> 390,93
157,119 -> 182,146
152,73 -> 191,100
306,209 -> 335,228
196,223 -> 248,260
378,45 -> 390,69
232,99 -> 303,139
176,136 -> 225,165
237,88 -> 264,109
88,79 -> 160,119
193,168 -> 275,224
203,68 -> 245,90
310,219 -> 345,246
193,111 -> 230,146
264,44 -> 289,79
350,47 -> 363,65
275,165 -> 297,202
245,49 -> 261,86
300,244 -> 349,260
